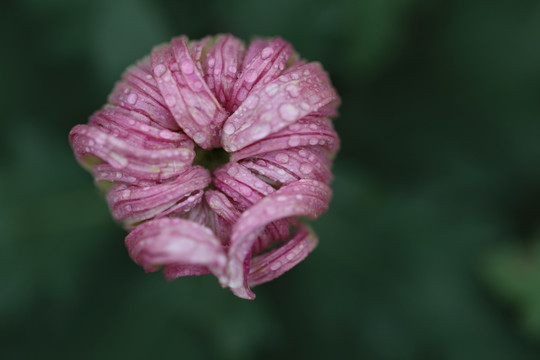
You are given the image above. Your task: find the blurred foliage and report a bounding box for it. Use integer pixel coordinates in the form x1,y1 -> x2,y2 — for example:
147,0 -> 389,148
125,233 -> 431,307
1,0 -> 540,359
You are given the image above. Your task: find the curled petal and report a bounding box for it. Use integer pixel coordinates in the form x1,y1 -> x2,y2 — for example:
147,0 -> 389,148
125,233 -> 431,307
205,35 -> 245,107
227,38 -> 294,112
69,124 -> 194,181
225,179 -> 331,299
222,63 -> 340,152
126,218 -> 227,283
243,147 -> 332,185
230,116 -> 339,161
248,223 -> 318,286
212,163 -> 290,253
108,57 -> 180,131
107,166 -> 211,228
151,38 -> 228,149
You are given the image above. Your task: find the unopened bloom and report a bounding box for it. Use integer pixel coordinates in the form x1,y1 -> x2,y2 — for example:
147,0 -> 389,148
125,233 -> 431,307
70,34 -> 340,299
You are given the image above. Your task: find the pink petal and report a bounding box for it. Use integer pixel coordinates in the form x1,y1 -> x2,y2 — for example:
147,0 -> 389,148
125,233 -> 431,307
230,116 -> 339,161
244,147 -> 333,185
107,166 -> 211,228
225,179 -> 331,299
205,35 -> 245,107
69,124 -> 194,181
222,63 -> 340,152
226,38 -> 294,112
108,57 -> 180,131
125,218 -> 227,283
212,163 -> 291,253
248,223 -> 318,286
151,38 -> 228,149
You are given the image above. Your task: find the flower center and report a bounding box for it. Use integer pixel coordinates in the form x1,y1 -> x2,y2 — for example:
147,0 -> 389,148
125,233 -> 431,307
192,145 -> 230,172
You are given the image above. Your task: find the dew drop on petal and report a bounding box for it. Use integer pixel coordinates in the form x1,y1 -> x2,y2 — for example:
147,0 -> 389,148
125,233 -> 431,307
159,130 -> 173,139
250,123 -> 271,141
181,61 -> 194,74
239,185 -> 252,196
245,69 -> 258,83
193,132 -> 206,144
223,123 -> 235,135
270,262 -> 281,271
208,57 -> 215,67
288,136 -> 301,147
279,104 -> 299,122
265,206 -> 276,215
300,163 -> 313,174
309,138 -> 318,145
261,47 -> 274,59
244,95 -> 259,109
164,95 -> 176,107
154,64 -> 166,77
286,84 -> 299,97
300,102 -> 310,111
126,93 -> 138,105
265,83 -> 279,96
275,153 -> 289,163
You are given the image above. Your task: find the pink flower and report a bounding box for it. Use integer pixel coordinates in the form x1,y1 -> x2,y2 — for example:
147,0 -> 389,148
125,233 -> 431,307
69,34 -> 340,299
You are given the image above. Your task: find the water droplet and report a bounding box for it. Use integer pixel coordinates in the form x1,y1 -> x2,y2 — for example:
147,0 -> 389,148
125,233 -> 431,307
244,95 -> 259,109
265,206 -> 276,215
239,185 -> 252,196
288,136 -> 301,147
279,104 -> 299,122
309,94 -> 321,104
123,88 -> 130,94
237,88 -> 248,101
299,149 -> 308,157
153,64 -> 166,77
300,102 -> 310,111
181,61 -> 194,74
245,69 -> 257,83
290,123 -> 300,131
309,124 -> 318,130
194,81 -> 203,90
228,65 -> 237,74
160,130 -> 173,139
264,83 -> 279,96
309,138 -> 318,145
286,253 -> 295,261
164,95 -> 176,107
261,47 -> 274,59
229,144 -> 238,152
300,163 -> 313,174
285,84 -> 299,97
250,123 -> 271,141
126,93 -> 138,105
303,69 -> 311,76
223,123 -> 235,135
207,57 -> 215,67
227,166 -> 238,176
277,195 -> 287,202
193,132 -> 206,144
270,262 -> 281,271
275,153 -> 289,163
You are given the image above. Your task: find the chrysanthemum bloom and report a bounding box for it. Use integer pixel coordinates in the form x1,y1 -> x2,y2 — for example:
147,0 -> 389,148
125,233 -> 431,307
70,34 -> 340,299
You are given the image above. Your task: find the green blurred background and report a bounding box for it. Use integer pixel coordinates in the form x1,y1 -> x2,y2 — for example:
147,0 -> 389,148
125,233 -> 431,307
1,0 -> 540,358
